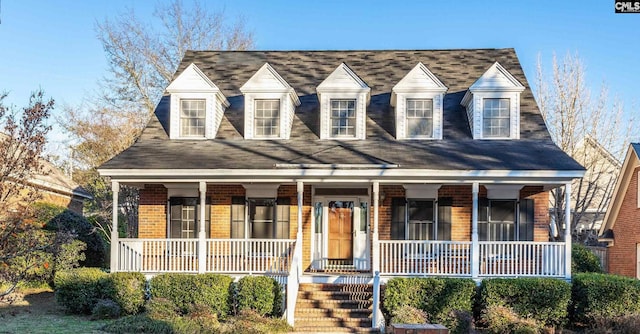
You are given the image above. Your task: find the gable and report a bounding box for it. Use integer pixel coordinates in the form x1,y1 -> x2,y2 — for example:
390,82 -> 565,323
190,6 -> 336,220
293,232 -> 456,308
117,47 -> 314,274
470,62 -> 525,92
240,63 -> 294,93
316,63 -> 370,92
167,63 -> 220,93
392,62 -> 447,93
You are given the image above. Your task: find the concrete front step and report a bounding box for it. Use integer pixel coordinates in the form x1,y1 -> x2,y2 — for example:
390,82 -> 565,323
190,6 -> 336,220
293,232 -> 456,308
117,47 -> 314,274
295,307 -> 372,318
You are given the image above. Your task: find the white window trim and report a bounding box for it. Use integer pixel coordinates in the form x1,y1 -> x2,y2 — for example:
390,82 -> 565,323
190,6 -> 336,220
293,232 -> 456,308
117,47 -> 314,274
169,92 -> 219,140
471,91 -> 521,140
395,93 -> 444,140
244,93 -> 289,139
319,92 -> 368,140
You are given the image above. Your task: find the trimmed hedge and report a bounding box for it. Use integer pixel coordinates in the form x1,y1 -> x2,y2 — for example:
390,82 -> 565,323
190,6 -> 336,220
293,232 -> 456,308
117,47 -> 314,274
103,272 -> 147,315
572,244 -> 603,273
477,278 -> 571,327
383,277 -> 475,332
571,273 -> 640,324
150,273 -> 234,318
54,267 -> 108,314
236,276 -> 283,316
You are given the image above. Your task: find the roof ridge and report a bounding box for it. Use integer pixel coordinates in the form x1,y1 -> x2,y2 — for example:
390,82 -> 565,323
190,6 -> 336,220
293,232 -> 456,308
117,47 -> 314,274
184,48 -> 515,53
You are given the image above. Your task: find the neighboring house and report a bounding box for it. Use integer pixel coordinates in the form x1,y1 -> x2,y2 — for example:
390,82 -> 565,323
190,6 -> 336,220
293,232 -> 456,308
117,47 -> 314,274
599,143 -> 640,277
549,136 -> 620,242
30,159 -> 92,214
98,49 -> 584,331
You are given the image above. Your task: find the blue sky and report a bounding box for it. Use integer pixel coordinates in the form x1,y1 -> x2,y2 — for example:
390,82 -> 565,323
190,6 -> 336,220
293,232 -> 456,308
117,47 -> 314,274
0,0 -> 638,149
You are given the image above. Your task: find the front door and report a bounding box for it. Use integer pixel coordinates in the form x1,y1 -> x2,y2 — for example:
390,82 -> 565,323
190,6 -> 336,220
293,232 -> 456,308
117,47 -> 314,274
328,201 -> 353,264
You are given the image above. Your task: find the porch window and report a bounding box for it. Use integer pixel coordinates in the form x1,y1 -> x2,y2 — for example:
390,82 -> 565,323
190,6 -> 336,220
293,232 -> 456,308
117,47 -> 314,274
169,197 -> 211,238
479,199 -> 534,241
391,198 -> 452,240
231,197 -> 290,239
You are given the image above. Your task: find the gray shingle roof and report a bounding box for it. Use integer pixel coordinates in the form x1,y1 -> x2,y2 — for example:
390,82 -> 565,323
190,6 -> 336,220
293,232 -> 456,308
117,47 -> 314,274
100,49 -> 584,172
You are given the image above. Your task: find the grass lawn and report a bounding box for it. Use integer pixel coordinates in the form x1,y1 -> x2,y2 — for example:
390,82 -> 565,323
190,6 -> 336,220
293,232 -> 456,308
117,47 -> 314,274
0,288 -> 110,334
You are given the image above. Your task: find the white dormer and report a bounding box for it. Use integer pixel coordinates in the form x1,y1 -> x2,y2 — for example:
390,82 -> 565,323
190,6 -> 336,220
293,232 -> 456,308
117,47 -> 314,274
461,62 -> 525,139
316,63 -> 371,140
166,63 -> 229,140
391,63 -> 448,140
240,63 -> 300,140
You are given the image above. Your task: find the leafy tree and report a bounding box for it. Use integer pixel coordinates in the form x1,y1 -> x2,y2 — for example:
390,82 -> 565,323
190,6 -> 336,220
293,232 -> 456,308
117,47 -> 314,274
63,0 -> 253,241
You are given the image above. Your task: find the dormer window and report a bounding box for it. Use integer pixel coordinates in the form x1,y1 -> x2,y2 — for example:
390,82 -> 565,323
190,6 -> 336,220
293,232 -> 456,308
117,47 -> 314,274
254,99 -> 280,138
240,63 -> 299,140
317,63 -> 370,140
331,99 -> 356,137
166,63 -> 229,140
482,98 -> 510,138
391,63 -> 447,140
180,99 -> 206,137
461,62 -> 525,140
406,99 -> 434,138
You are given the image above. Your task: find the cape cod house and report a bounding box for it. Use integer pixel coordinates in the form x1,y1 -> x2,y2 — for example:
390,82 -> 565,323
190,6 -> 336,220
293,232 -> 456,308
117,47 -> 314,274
98,49 -> 584,331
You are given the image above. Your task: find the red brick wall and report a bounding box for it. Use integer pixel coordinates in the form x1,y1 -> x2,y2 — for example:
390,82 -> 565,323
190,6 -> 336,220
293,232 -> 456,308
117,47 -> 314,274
608,167 -> 640,277
138,184 -> 168,238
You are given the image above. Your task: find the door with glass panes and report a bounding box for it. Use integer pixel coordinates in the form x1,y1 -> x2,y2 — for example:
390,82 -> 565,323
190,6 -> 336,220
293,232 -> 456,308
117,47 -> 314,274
312,197 -> 369,270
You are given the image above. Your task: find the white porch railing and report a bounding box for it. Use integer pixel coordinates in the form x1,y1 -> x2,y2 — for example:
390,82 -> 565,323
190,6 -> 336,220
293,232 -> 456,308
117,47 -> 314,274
379,241 -> 472,276
479,241 -> 566,277
378,240 -> 567,278
117,238 -> 295,274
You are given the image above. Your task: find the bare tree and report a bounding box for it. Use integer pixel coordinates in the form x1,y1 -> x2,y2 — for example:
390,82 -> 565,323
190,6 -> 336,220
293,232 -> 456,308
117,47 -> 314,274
0,90 -> 61,299
63,0 -> 253,241
536,53 -> 632,243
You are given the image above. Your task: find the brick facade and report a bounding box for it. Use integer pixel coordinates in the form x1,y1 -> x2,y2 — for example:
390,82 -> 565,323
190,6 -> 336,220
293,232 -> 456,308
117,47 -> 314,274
137,183 -> 552,269
608,166 -> 640,277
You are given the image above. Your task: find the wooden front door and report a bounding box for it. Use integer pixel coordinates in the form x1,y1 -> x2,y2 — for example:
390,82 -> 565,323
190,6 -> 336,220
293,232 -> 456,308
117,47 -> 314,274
328,201 -> 353,262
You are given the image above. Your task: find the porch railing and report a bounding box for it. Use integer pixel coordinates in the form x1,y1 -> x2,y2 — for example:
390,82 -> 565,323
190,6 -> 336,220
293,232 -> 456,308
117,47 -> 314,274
117,238 -> 295,274
379,240 -> 472,276
479,241 -> 566,277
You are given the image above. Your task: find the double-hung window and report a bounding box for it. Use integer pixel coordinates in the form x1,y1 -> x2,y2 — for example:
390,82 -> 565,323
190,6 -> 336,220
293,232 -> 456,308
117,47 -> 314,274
330,99 -> 356,138
406,99 -> 434,138
169,197 -> 211,238
230,197 -> 290,239
479,199 -> 534,241
180,99 -> 206,137
482,98 -> 510,138
391,198 -> 452,240
254,99 -> 280,138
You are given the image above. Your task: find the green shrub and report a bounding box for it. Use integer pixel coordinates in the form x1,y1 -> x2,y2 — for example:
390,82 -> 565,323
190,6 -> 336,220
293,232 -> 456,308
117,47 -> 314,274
217,309 -> 291,334
92,299 -> 122,320
34,202 -> 106,268
54,267 -> 108,314
477,278 -> 571,327
150,273 -> 234,318
390,305 -> 428,324
236,276 -> 283,317
146,298 -> 180,320
572,244 -> 603,273
103,272 -> 146,315
383,277 -> 475,333
571,273 -> 640,325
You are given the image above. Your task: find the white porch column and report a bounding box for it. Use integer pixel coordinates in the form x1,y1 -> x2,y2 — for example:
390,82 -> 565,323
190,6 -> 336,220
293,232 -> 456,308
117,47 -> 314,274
110,181 -> 120,272
564,182 -> 572,280
296,181 -> 304,273
471,182 -> 479,280
372,181 -> 380,273
198,181 -> 207,273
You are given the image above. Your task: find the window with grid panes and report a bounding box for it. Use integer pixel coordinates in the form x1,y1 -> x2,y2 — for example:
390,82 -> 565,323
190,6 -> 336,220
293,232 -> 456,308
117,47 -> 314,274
254,99 -> 280,138
406,99 -> 433,138
482,98 -> 510,137
330,99 -> 356,137
180,99 -> 206,137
